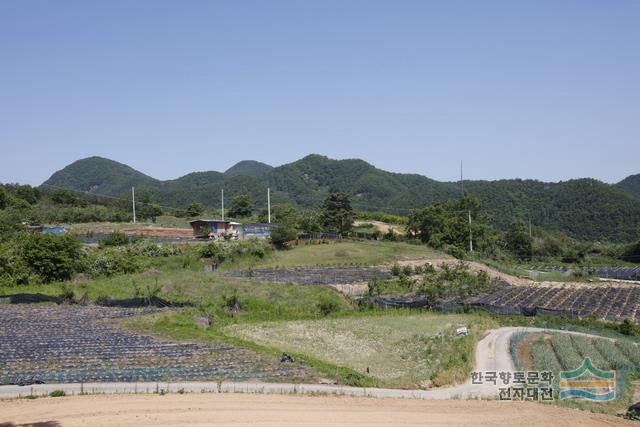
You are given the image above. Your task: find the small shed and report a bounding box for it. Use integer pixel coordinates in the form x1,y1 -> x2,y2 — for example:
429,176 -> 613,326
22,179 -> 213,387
189,219 -> 239,239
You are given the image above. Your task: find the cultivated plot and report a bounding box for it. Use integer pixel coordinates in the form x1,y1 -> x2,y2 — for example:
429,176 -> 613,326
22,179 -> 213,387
0,305 -> 314,384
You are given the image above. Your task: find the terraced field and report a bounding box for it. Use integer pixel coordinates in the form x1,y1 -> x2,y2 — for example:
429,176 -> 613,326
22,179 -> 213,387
474,285 -> 640,323
0,305 -> 314,384
220,266 -> 391,285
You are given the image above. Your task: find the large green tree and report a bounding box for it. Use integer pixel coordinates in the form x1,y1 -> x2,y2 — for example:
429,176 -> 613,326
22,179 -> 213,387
407,194 -> 496,253
228,194 -> 254,217
186,202 -> 204,217
320,192 -> 354,234
505,220 -> 533,261
20,233 -> 83,283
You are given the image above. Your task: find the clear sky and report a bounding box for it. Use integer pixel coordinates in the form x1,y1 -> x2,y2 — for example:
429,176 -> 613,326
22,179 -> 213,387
1,0 -> 638,185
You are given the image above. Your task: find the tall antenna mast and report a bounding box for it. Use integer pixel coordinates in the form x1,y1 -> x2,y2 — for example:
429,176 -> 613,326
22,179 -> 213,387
132,187 -> 136,224
221,189 -> 224,221
267,187 -> 271,224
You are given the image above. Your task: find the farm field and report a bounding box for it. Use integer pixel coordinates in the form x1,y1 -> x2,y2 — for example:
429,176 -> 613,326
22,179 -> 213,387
0,305 -> 315,385
511,331 -> 640,415
219,265 -> 392,285
475,284 -> 640,323
224,312 -> 497,388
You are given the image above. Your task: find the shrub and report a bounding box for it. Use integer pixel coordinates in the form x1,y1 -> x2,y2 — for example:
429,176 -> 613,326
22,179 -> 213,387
129,241 -> 181,257
445,245 -> 466,260
59,284 -> 75,302
99,231 -> 130,247
230,239 -> 269,259
422,263 -> 436,274
317,296 -> 340,316
199,242 -> 225,261
270,224 -> 298,249
0,239 -> 30,284
89,249 -> 141,277
223,292 -> 243,316
391,263 -> 401,276
616,319 -> 640,336
20,233 -> 83,283
49,390 -> 66,397
402,265 -> 413,276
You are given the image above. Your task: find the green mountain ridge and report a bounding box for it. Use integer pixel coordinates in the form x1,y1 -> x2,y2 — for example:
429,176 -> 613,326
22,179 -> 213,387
224,160 -> 273,177
616,174 -> 640,199
41,155 -> 640,242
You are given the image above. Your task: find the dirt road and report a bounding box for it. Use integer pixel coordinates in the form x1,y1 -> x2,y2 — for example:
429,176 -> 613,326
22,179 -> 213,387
0,393 -> 633,427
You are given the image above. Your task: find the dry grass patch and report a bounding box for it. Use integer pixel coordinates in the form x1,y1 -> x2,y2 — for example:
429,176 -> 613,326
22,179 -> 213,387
224,312 -> 496,388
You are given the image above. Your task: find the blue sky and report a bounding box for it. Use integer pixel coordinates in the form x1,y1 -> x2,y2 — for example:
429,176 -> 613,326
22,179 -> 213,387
1,1 -> 638,185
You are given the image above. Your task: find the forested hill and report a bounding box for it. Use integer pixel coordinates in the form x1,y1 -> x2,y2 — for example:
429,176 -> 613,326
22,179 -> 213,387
616,174 -> 640,199
44,157 -> 160,196
224,160 -> 273,177
42,155 -> 640,242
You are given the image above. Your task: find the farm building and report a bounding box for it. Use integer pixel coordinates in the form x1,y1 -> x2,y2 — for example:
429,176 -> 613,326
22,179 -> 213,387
189,220 -> 277,239
189,219 -> 241,239
240,223 -> 277,239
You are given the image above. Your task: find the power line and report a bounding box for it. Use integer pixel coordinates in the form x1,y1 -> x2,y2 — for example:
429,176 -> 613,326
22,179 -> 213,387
39,183 -> 185,212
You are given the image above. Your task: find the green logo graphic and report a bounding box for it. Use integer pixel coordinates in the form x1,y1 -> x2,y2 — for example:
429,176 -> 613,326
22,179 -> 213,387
559,357 -> 616,401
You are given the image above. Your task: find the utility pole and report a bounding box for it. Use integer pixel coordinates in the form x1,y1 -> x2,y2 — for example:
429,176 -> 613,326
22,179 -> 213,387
468,210 -> 473,252
221,189 -> 224,221
267,187 -> 271,224
132,187 -> 136,224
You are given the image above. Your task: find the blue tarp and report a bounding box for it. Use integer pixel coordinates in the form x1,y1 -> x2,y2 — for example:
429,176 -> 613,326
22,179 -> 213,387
39,226 -> 66,235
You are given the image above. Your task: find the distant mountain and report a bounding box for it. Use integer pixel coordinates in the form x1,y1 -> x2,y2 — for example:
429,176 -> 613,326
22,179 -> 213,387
43,157 -> 159,195
42,154 -> 640,242
616,174 -> 640,199
225,160 -> 273,177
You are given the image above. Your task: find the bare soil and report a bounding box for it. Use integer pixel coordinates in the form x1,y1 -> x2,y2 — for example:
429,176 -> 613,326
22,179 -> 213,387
516,333 -> 545,371
93,226 -> 193,238
353,220 -> 404,235
0,393 -> 632,426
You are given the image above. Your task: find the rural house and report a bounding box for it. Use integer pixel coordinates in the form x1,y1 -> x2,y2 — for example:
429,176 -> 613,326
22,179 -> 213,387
189,219 -> 240,239
189,220 -> 277,240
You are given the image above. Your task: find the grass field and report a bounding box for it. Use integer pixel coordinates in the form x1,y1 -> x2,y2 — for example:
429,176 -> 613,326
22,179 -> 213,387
221,240 -> 440,270
223,312 -> 497,388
